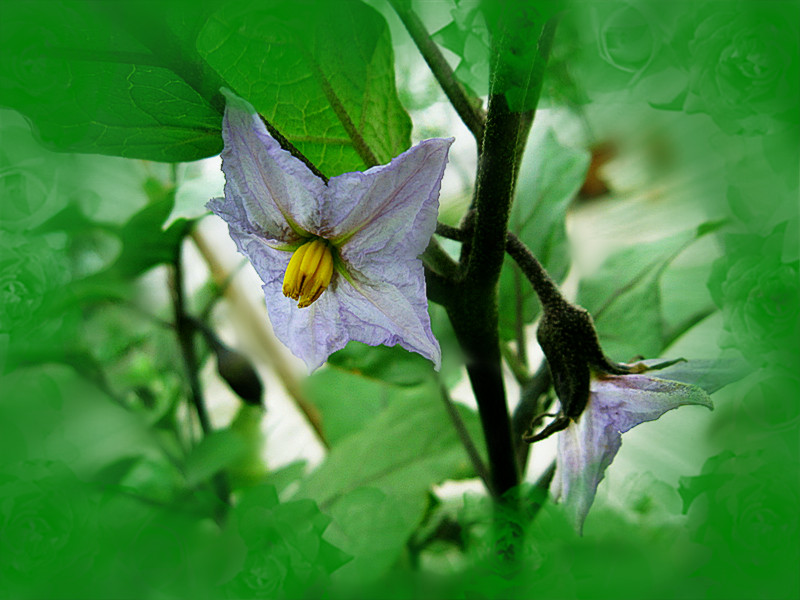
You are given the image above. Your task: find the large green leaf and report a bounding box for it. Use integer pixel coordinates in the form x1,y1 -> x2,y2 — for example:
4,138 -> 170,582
577,223 -> 722,361
294,382 -> 484,581
499,128 -> 590,342
0,1 -> 222,162
196,0 -> 411,176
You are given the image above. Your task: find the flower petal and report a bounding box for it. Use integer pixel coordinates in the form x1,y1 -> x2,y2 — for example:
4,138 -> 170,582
590,374 -> 713,434
219,88 -> 325,240
322,138 -> 453,266
552,406 -> 621,535
553,374 -> 712,533
262,264 -> 441,372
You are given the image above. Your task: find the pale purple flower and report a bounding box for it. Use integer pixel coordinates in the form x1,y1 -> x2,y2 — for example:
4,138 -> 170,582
552,372 -> 713,534
208,89 -> 453,372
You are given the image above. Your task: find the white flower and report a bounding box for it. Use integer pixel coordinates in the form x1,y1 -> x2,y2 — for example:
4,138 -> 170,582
552,372 -> 713,533
208,89 -> 453,371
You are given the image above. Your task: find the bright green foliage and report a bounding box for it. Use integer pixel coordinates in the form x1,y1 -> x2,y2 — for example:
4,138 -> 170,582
577,224 -> 720,362
197,0 -> 412,176
0,1 -> 222,162
433,1 -> 491,97
708,225 -> 800,369
1,0 -> 798,598
433,0 -> 563,110
296,375 -> 485,582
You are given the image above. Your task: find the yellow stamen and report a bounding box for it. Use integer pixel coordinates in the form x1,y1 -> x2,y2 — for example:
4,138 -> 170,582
281,238 -> 334,308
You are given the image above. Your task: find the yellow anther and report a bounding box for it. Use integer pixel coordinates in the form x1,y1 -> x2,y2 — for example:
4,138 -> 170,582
281,238 -> 334,308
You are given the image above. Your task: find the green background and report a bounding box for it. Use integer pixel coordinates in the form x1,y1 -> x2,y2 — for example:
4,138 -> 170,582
1,0 -> 798,598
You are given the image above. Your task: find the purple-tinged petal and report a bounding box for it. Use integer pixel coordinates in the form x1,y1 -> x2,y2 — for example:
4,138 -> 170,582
219,89 -> 325,240
552,404 -> 621,535
590,374 -> 713,433
323,138 -> 453,267
215,214 -> 292,288
262,263 -> 440,372
552,374 -> 712,533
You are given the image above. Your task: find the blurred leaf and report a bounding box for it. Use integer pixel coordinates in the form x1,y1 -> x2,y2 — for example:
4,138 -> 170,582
305,368 -> 395,446
327,343 -> 434,387
227,405 -> 267,489
499,129 -> 589,342
110,180 -> 193,277
294,385 -> 484,581
92,456 -> 142,487
0,2 -> 222,161
265,461 -> 308,497
641,358 -> 751,395
224,484 -> 349,597
197,0 -> 411,176
183,429 -> 247,487
433,2 -> 491,97
577,222 -> 722,361
323,487 -> 411,585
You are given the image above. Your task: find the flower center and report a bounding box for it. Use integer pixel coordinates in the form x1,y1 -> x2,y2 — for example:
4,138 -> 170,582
282,238 -> 334,308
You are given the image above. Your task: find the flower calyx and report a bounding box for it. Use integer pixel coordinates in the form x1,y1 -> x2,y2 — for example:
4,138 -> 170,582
525,297 -> 645,443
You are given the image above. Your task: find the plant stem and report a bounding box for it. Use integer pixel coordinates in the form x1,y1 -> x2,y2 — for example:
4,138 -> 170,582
169,244 -> 231,509
437,380 -> 493,494
511,361 -> 552,468
443,92 -> 525,500
504,232 -> 565,310
170,253 -> 213,437
389,0 -> 486,142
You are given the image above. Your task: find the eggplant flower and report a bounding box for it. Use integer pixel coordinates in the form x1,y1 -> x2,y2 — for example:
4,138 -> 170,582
552,371 -> 713,534
208,89 -> 453,371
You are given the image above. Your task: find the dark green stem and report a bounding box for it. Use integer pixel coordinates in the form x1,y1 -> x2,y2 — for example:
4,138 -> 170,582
504,232 -> 565,310
443,92 -> 526,499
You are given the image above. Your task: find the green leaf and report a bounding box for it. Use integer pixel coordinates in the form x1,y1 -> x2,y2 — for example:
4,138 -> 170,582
577,222 -> 722,361
499,129 -> 590,342
183,429 -> 247,487
322,487 -> 411,585
305,368 -> 396,446
327,343 -> 435,388
196,0 -> 411,176
642,358 -> 751,395
293,384 -> 484,581
0,2 -> 221,162
433,3 -> 491,97
110,180 -> 193,277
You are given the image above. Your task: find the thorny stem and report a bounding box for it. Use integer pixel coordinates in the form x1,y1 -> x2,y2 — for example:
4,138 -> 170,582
389,0 -> 486,142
